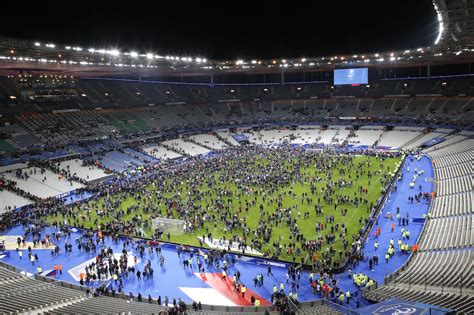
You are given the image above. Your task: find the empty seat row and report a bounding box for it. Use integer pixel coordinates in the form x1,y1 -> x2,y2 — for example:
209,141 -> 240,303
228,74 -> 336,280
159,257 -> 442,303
433,150 -> 473,168
436,174 -> 472,196
0,267 -> 86,314
188,134 -> 229,150
435,162 -> 471,180
418,216 -> 473,250
423,135 -> 469,154
430,192 -> 473,217
426,138 -> 473,157
392,251 -> 472,289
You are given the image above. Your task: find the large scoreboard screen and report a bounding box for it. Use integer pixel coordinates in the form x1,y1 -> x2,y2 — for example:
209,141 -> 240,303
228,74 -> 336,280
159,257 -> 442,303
334,68 -> 368,85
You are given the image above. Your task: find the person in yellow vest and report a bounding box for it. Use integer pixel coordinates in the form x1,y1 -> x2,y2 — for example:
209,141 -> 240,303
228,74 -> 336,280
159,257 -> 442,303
397,239 -> 402,249
345,291 -> 351,304
293,291 -> 298,301
222,270 -> 227,280
273,285 -> 277,294
280,282 -> 284,292
309,272 -> 314,283
241,285 -> 246,298
367,279 -> 374,287
30,254 -> 35,265
37,266 -> 42,274
385,253 -> 390,263
113,273 -> 118,283
255,299 -> 260,306
338,292 -> 345,304
374,241 -> 379,250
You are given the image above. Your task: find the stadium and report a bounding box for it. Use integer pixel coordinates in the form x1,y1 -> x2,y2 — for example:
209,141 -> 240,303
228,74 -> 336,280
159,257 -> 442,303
0,0 -> 472,314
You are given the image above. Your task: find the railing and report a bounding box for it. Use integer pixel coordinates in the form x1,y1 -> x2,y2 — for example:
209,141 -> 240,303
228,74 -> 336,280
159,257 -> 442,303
287,296 -> 301,313
386,273 -> 471,295
321,298 -> 359,315
360,282 -> 378,299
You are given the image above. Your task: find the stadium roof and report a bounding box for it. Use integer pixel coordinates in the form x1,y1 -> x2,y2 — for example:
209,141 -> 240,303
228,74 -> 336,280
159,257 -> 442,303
432,0 -> 474,49
0,0 -> 473,77
0,37 -> 473,78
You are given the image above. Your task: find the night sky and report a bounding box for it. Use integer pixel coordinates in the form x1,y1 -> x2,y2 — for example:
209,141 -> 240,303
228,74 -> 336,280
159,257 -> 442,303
0,0 -> 438,59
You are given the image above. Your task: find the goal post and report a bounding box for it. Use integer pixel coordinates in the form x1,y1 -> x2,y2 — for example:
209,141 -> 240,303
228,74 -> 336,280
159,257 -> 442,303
151,217 -> 187,235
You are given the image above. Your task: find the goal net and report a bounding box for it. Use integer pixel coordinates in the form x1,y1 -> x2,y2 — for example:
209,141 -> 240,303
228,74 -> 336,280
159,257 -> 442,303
152,217 -> 187,235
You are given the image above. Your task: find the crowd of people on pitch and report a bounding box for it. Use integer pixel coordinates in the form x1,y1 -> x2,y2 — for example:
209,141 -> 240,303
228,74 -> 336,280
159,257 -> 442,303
0,144 -> 404,312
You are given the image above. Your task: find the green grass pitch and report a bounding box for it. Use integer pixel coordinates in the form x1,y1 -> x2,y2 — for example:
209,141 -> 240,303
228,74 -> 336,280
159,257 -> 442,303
46,153 -> 399,265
